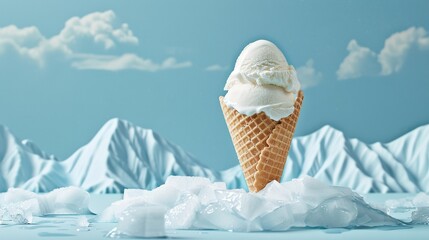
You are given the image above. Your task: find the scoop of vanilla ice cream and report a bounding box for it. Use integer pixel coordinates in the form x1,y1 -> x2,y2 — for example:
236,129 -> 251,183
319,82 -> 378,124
223,40 -> 301,121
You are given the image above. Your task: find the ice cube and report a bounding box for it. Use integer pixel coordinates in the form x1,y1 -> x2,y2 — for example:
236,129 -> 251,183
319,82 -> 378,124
75,216 -> 90,231
146,184 -> 181,208
198,187 -> 220,206
6,201 -> 35,224
3,187 -> 92,216
76,216 -> 90,227
198,188 -> 216,206
413,193 -> 429,207
286,201 -> 311,227
41,186 -> 90,214
287,176 -> 357,208
0,206 -> 5,224
259,205 -> 294,231
165,176 -> 211,194
165,193 -> 200,229
116,206 -> 166,238
3,190 -> 42,216
257,180 -> 293,203
215,190 -> 278,220
0,198 -> 39,224
97,205 -> 117,223
197,202 -> 262,232
98,197 -> 151,222
282,177 -> 305,196
123,189 -> 146,200
3,188 -> 37,203
192,209 -> 218,229
411,207 -> 429,224
8,207 -> 30,224
385,198 -> 414,210
99,176 -> 404,231
354,199 -> 402,227
124,185 -> 181,208
211,182 -> 227,190
197,182 -> 227,206
305,197 -> 358,228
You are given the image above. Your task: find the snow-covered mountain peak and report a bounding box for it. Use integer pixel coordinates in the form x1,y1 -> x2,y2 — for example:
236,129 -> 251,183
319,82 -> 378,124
0,124 -> 16,143
388,124 -> 429,145
1,119 -> 429,193
62,118 -> 221,193
296,125 -> 345,143
21,139 -> 57,161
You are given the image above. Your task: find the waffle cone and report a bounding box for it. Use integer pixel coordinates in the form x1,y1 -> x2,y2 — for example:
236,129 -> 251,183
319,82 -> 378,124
220,91 -> 304,192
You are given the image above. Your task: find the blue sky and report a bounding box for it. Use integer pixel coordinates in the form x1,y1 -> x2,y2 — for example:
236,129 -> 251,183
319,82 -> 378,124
0,0 -> 428,170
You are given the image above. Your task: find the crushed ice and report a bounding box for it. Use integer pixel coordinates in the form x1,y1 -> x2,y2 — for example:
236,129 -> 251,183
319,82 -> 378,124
75,216 -> 91,231
2,176 -> 428,235
0,200 -> 35,224
105,205 -> 166,238
100,176 -> 405,232
384,192 -> 429,224
0,186 -> 91,224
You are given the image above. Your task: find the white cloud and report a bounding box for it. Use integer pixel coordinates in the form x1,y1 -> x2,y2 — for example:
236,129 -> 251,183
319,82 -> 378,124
0,25 -> 44,47
336,40 -> 379,80
161,57 -> 192,70
296,59 -> 323,89
0,25 -> 62,64
72,54 -> 191,71
205,64 -> 228,71
0,10 -> 191,71
53,10 -> 138,50
337,27 -> 429,80
379,27 -> 429,75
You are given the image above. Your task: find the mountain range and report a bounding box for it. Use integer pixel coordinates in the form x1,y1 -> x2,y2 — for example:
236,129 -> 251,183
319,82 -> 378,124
0,118 -> 428,193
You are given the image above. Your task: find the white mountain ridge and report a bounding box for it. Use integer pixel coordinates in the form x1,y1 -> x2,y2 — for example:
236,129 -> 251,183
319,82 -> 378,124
0,118 -> 428,193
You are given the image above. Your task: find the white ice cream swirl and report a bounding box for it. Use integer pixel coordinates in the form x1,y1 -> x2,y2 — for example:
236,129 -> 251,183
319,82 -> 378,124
223,40 -> 301,121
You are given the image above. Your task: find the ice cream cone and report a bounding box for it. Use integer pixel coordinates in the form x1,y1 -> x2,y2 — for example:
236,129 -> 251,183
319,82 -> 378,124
220,90 -> 304,192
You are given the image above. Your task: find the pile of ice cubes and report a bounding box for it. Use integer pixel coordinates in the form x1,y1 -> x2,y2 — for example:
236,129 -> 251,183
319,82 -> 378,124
0,186 -> 90,224
385,192 -> 429,224
100,175 -> 403,232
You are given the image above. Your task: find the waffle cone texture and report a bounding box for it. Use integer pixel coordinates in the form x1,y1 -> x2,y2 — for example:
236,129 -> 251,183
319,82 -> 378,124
220,91 -> 304,192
